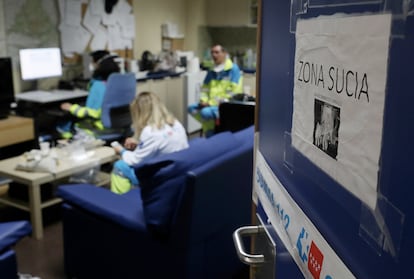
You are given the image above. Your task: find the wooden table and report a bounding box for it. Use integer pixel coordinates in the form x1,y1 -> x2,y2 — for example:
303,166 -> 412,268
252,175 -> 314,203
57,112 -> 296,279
0,115 -> 34,148
0,146 -> 117,239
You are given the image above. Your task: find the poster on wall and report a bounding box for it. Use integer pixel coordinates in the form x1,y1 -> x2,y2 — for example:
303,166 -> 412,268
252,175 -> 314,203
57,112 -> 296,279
291,13 -> 392,209
58,0 -> 134,56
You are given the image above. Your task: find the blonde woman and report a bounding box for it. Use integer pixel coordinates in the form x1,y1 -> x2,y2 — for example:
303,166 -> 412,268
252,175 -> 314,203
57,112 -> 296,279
110,91 -> 189,194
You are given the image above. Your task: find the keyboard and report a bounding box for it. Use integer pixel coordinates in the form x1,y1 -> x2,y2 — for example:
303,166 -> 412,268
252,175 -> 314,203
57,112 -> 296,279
21,90 -> 53,99
52,89 -> 78,95
16,89 -> 89,103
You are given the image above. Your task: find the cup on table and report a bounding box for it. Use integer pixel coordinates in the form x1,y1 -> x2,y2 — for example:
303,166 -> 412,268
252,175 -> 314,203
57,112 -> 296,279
39,141 -> 50,156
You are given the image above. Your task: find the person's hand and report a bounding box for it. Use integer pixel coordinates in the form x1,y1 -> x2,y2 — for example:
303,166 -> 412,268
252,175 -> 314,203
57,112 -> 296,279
110,141 -> 124,154
218,98 -> 229,104
60,102 -> 72,111
112,144 -> 124,154
198,101 -> 209,108
124,137 -> 138,150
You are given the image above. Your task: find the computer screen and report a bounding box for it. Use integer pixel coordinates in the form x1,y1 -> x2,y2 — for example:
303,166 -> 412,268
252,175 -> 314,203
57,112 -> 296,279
19,47 -> 62,80
0,57 -> 15,119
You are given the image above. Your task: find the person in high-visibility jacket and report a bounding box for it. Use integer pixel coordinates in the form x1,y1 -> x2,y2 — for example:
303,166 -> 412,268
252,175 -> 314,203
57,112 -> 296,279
188,44 -> 243,137
58,50 -> 120,138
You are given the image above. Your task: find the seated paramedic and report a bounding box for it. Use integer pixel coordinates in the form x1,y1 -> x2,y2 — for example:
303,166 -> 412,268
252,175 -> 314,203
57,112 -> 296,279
57,50 -> 120,138
188,44 -> 243,137
110,91 -> 189,194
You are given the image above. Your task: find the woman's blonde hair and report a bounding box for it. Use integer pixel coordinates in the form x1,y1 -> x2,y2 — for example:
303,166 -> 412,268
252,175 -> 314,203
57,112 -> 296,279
130,91 -> 176,138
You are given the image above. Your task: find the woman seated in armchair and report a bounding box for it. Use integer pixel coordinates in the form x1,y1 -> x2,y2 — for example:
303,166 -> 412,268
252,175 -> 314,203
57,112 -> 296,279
110,91 -> 189,194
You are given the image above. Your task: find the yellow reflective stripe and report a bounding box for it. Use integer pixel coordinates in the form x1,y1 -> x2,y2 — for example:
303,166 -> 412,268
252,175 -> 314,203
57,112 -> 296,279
69,104 -> 101,119
75,107 -> 88,117
110,173 -> 132,194
85,108 -> 101,119
224,58 -> 233,70
94,121 -> 104,130
231,75 -> 243,94
207,80 -> 233,97
69,104 -> 81,114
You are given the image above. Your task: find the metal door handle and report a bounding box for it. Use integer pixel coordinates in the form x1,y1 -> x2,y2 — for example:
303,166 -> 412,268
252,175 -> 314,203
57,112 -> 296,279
233,225 -> 265,265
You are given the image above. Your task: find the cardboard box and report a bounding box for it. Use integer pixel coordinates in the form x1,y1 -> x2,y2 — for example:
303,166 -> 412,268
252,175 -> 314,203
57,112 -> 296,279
162,37 -> 184,51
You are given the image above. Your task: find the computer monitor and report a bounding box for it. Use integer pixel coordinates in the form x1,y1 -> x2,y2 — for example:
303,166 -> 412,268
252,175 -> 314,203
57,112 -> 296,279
19,47 -> 62,80
0,57 -> 15,119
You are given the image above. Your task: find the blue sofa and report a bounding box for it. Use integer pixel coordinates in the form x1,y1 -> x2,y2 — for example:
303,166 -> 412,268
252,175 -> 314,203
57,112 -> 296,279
0,221 -> 32,279
56,126 -> 254,279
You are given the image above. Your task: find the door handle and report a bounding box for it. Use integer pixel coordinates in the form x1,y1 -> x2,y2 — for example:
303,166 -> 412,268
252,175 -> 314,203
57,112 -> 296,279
233,225 -> 265,265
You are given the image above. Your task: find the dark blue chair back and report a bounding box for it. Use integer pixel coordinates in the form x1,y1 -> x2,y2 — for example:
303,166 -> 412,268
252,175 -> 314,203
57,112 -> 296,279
101,73 -> 136,129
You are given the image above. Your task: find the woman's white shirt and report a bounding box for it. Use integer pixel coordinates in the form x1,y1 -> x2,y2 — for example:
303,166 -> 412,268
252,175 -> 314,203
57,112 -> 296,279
121,120 -> 189,166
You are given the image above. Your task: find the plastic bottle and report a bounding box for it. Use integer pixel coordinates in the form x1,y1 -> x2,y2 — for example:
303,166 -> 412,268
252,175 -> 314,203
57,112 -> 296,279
244,48 -> 253,70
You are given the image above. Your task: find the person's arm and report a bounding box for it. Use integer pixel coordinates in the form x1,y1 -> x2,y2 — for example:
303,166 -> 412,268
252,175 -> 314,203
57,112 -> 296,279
112,137 -> 139,155
66,104 -> 101,119
85,80 -> 106,110
200,71 -> 213,105
61,80 -> 105,119
60,102 -> 72,111
124,137 -> 139,150
120,128 -> 160,166
229,65 -> 243,94
60,102 -> 99,119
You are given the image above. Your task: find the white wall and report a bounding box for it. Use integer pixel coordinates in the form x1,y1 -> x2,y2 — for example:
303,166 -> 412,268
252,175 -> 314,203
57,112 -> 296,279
0,0 -> 7,57
184,0 -> 206,56
133,0 -> 208,59
133,0 -> 187,58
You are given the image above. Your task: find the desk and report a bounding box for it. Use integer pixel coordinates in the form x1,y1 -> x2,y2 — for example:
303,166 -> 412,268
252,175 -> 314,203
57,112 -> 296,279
16,89 -> 89,138
16,89 -> 89,104
0,116 -> 34,148
0,146 -> 117,239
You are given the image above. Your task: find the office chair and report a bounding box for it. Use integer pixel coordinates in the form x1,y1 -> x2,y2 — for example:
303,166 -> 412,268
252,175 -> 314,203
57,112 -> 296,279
95,72 -> 136,143
215,100 -> 256,133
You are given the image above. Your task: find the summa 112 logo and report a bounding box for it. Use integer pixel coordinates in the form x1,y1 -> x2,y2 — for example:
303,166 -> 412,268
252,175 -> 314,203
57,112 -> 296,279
296,227 -> 331,279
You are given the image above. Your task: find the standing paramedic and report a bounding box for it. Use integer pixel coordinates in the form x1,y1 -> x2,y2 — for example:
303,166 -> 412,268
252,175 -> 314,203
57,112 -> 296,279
188,44 -> 243,137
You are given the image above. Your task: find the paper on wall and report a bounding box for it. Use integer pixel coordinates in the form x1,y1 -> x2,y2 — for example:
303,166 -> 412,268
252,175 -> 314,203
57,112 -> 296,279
119,13 -> 135,39
90,0 -> 105,16
114,0 -> 132,15
64,0 -> 82,26
60,0 -> 135,55
59,23 -> 91,53
107,24 -> 131,50
291,14 -> 392,209
89,25 -> 108,51
83,5 -> 102,34
101,10 -> 118,26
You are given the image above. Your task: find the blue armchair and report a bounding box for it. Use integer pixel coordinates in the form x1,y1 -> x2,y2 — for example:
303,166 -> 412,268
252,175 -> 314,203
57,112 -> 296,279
0,221 -> 32,279
57,126 -> 254,278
